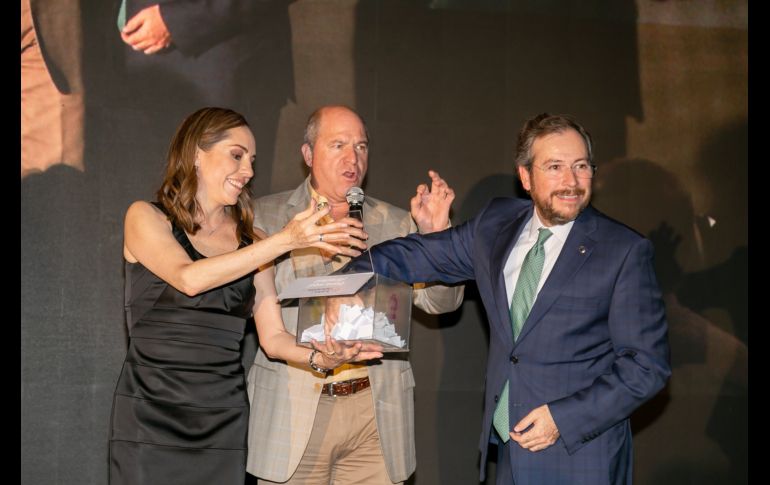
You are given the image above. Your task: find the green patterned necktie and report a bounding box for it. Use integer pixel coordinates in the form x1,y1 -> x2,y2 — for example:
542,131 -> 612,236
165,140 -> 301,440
117,0 -> 127,31
492,227 -> 552,442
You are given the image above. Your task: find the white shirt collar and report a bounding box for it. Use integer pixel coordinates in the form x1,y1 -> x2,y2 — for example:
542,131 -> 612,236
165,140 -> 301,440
529,210 -> 575,246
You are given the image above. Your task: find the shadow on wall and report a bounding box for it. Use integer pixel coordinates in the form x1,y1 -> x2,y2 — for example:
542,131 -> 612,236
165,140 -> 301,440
678,120 -> 748,347
592,156 -> 747,485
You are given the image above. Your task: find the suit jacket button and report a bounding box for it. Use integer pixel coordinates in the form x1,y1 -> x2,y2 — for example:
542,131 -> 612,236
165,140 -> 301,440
510,355 -> 519,364
494,395 -> 499,403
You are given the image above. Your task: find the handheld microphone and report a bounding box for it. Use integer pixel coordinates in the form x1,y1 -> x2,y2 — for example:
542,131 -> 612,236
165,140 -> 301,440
345,187 -> 365,222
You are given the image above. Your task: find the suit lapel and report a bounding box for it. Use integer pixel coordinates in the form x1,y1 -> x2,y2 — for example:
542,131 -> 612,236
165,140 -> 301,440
285,179 -> 328,277
515,207 -> 599,345
285,180 -> 312,220
363,198 -> 386,245
490,206 -> 533,344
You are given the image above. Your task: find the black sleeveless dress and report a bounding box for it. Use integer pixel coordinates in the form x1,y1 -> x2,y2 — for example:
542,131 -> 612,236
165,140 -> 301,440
109,209 -> 255,485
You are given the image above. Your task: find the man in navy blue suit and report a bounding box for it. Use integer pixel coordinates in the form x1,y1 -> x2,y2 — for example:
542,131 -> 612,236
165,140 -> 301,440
357,113 -> 671,484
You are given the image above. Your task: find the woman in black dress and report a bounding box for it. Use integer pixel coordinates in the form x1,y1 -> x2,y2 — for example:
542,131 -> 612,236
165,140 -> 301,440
108,107 -> 382,484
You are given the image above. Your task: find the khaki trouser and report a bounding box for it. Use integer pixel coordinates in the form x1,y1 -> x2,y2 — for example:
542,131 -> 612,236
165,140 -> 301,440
21,0 -> 84,178
258,386 -> 402,485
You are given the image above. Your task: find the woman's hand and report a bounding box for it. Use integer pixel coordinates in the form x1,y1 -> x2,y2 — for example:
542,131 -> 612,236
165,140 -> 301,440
310,338 -> 383,370
279,202 -> 368,256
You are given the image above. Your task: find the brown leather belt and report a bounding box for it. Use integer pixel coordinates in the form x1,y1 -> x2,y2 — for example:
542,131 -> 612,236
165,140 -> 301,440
321,377 -> 371,397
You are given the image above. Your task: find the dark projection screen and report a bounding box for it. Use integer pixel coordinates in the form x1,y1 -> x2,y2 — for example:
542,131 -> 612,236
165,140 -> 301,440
21,1 -> 747,483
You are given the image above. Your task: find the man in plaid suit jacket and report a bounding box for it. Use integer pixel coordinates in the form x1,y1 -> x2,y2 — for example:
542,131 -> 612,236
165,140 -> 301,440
246,105 -> 464,484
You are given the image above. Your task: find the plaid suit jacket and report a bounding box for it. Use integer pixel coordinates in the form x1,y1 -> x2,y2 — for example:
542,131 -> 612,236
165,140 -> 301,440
246,178 -> 463,482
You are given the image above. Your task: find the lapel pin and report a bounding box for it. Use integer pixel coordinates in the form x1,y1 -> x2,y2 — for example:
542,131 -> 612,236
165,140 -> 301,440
578,245 -> 586,255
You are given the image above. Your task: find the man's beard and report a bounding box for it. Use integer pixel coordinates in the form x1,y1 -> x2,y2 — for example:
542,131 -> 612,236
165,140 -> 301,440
535,188 -> 589,225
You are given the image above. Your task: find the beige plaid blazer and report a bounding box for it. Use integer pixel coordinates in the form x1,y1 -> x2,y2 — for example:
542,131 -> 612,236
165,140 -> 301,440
246,178 -> 463,482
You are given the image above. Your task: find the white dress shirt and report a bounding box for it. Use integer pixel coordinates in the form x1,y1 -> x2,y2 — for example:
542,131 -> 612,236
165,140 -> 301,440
503,211 -> 575,306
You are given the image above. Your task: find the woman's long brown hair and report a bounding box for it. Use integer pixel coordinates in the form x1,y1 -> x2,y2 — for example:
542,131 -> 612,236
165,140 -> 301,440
156,107 -> 257,243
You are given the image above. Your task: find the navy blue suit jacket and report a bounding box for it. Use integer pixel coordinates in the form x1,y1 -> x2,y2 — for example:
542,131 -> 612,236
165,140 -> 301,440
364,197 -> 670,484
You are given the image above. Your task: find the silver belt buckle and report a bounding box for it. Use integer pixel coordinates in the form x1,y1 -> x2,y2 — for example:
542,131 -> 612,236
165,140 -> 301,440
325,382 -> 336,396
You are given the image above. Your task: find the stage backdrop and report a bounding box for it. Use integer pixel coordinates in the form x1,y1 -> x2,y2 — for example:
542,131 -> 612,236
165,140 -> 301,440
21,1 -> 747,483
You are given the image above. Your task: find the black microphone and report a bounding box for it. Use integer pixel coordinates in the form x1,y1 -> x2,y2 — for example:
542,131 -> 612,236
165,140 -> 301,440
345,187 -> 365,222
